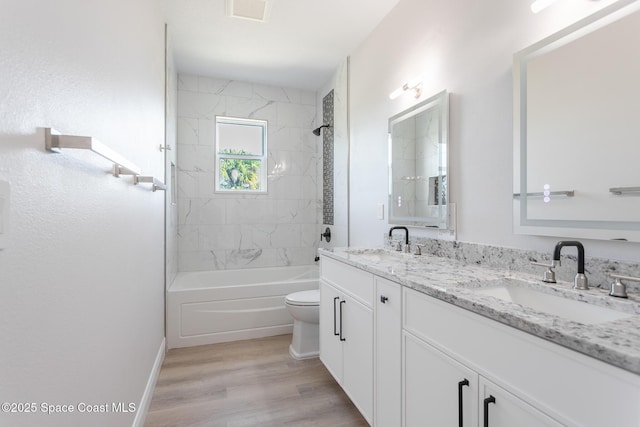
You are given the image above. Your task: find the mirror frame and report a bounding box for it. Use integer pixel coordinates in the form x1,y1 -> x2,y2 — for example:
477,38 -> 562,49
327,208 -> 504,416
388,90 -> 449,228
513,0 -> 640,242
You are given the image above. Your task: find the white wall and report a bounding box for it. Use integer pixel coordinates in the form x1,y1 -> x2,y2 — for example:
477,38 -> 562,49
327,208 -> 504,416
176,74 -> 320,271
349,0 -> 640,261
0,1 -> 166,426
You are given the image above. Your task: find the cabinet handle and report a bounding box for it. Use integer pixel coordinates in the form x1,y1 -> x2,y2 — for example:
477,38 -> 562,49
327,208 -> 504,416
339,300 -> 346,341
458,379 -> 469,427
333,297 -> 340,336
483,395 -> 496,427
380,295 -> 389,303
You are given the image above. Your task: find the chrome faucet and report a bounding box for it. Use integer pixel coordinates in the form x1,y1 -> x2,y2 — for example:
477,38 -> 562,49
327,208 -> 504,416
552,241 -> 588,290
389,226 -> 409,252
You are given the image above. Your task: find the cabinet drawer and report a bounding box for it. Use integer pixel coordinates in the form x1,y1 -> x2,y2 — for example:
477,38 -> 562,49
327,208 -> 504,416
321,256 -> 374,307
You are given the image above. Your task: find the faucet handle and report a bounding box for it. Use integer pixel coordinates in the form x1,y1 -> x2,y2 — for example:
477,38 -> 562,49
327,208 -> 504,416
530,261 -> 557,283
609,274 -> 640,298
389,240 -> 402,251
414,244 -> 422,256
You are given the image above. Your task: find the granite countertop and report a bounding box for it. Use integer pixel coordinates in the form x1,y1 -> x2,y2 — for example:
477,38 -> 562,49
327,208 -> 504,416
319,247 -> 640,376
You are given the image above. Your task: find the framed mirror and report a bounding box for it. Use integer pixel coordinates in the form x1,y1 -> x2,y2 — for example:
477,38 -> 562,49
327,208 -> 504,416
513,0 -> 640,242
388,90 -> 449,228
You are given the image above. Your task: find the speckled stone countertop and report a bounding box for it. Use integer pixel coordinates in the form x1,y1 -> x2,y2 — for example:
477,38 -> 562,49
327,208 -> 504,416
319,247 -> 640,376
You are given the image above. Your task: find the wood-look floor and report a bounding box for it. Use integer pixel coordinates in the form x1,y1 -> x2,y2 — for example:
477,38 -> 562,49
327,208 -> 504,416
145,334 -> 369,427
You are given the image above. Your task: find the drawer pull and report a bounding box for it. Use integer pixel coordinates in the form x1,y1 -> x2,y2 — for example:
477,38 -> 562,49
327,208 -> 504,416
339,300 -> 346,341
380,295 -> 389,304
458,379 -> 469,427
333,297 -> 340,336
483,395 -> 496,427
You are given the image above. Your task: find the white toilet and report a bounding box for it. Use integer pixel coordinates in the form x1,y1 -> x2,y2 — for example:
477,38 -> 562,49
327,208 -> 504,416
284,289 -> 320,360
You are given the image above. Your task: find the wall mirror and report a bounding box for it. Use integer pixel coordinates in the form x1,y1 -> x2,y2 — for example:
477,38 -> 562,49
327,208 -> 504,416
513,0 -> 640,242
389,90 -> 449,228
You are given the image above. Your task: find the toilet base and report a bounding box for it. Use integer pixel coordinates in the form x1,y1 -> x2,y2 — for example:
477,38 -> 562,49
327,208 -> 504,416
288,319 -> 319,360
289,344 -> 319,360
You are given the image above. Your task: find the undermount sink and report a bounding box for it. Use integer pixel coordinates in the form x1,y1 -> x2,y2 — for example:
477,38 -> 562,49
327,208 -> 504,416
344,248 -> 405,263
474,283 -> 633,325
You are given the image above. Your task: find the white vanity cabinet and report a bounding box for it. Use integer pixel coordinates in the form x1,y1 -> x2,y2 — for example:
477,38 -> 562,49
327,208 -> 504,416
403,328 -> 561,427
479,378 -> 563,427
403,286 -> 640,427
375,277 -> 402,427
319,257 -> 374,424
320,254 -> 640,427
403,331 -> 478,426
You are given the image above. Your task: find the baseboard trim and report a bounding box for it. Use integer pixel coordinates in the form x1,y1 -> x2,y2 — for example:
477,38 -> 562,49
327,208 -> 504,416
132,337 -> 166,427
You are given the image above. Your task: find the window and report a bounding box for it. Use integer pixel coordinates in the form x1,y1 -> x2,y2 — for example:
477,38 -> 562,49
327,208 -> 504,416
215,116 -> 268,193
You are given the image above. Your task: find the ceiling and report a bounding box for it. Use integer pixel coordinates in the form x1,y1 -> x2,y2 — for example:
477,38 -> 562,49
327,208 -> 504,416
160,0 -> 401,91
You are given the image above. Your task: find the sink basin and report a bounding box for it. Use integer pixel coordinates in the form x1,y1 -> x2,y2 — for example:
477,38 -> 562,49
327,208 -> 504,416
474,284 -> 633,325
343,248 -> 405,263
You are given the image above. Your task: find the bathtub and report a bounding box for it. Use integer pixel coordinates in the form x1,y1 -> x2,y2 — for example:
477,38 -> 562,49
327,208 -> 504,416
167,265 -> 319,348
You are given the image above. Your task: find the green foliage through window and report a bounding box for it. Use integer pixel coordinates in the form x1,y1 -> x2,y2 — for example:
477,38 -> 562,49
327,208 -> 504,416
215,116 -> 267,193
219,149 -> 262,190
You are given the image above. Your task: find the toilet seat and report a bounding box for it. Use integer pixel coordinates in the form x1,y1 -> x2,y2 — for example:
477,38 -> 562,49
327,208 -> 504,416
285,289 -> 319,306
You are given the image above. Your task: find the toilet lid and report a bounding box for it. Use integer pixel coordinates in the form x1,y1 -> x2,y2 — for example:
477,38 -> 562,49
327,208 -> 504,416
285,289 -> 319,306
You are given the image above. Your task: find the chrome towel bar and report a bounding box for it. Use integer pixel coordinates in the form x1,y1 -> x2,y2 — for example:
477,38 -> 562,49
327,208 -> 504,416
513,190 -> 574,198
609,187 -> 640,195
44,127 -> 165,192
134,176 -> 166,192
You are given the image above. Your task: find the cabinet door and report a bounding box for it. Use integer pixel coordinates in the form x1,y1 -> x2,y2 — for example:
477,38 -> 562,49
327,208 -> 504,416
375,277 -> 402,427
479,377 -> 563,427
342,294 -> 374,424
404,331 -> 478,427
319,280 -> 343,382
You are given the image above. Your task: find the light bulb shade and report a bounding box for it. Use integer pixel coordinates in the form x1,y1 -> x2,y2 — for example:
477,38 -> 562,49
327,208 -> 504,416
406,76 -> 423,88
389,87 -> 405,100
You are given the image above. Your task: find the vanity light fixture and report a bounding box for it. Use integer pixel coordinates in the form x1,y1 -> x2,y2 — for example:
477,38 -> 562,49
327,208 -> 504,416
530,0 -> 560,14
389,76 -> 423,100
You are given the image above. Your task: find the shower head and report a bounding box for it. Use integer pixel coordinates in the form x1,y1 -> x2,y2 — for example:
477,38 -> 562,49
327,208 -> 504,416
312,124 -> 330,136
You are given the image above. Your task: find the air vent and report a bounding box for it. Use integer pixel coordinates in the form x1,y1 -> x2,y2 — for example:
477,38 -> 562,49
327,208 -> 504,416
226,0 -> 270,22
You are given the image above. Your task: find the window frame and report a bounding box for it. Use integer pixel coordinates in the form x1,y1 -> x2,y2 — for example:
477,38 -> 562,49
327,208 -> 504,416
214,116 -> 268,194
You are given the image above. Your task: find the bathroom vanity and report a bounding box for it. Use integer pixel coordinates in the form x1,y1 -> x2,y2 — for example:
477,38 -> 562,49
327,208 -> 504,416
319,248 -> 640,427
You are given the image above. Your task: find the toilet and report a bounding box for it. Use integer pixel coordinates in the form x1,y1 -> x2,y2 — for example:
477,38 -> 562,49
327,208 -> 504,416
284,289 -> 320,360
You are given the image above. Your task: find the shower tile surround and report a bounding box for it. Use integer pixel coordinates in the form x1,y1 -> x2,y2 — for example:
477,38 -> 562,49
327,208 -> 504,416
177,74 -> 321,271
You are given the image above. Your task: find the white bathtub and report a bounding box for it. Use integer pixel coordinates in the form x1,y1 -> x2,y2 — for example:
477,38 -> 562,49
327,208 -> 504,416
167,265 -> 319,348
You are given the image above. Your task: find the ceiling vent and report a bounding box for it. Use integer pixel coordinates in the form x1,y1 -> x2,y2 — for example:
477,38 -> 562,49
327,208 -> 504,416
226,0 -> 271,23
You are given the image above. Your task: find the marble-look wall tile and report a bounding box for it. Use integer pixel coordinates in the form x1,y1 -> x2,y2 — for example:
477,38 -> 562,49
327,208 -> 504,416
300,90 -> 316,106
268,175 -> 303,200
177,170 -> 198,198
177,117 -> 199,145
178,91 -> 226,119
177,225 -> 199,251
254,84 -> 294,103
177,73 -> 319,271
178,74 -> 198,91
179,250 -> 227,272
227,96 -> 277,122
